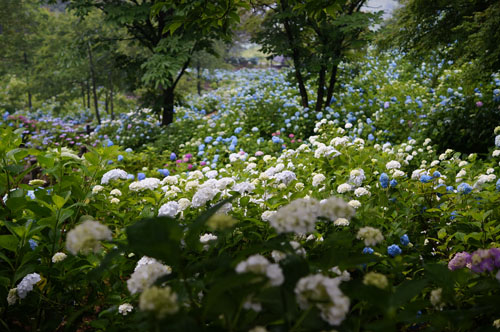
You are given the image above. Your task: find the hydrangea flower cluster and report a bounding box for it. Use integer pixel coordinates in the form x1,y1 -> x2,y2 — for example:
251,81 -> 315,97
294,273 -> 350,326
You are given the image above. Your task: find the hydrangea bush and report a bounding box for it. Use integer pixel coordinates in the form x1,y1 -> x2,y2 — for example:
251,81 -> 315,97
1,52 -> 500,331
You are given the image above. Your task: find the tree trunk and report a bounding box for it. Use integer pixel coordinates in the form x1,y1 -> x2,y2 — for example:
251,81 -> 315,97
110,81 -> 115,121
81,83 -> 86,109
196,60 -> 202,96
23,52 -> 32,110
281,0 -> 308,108
326,63 -> 339,106
87,41 -> 101,125
87,79 -> 90,110
105,90 -> 109,114
315,65 -> 326,112
161,86 -> 174,126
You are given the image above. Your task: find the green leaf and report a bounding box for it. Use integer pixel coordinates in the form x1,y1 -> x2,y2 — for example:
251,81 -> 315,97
52,194 -> 66,209
126,216 -> 183,266
0,235 -> 18,252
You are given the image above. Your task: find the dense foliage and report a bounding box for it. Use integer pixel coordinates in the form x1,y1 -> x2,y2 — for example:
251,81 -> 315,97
1,50 -> 500,331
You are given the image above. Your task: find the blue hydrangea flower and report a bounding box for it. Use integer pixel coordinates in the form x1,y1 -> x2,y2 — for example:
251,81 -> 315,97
127,174 -> 135,180
496,178 -> 500,191
363,247 -> 374,254
400,234 -> 410,246
450,211 -> 457,220
272,136 -> 280,144
390,179 -> 398,187
29,239 -> 38,250
170,152 -> 176,161
446,186 -> 454,192
107,160 -> 113,165
457,182 -> 472,194
137,173 -> 146,181
107,140 -> 114,147
125,148 -> 133,153
420,174 -> 432,183
387,244 -> 402,257
433,171 -> 441,178
158,169 -> 169,177
117,155 -> 124,162
380,173 -> 389,188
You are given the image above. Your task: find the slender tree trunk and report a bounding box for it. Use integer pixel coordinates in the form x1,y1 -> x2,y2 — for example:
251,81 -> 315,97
105,90 -> 109,114
110,77 -> 114,121
161,86 -> 174,126
23,52 -> 32,110
87,41 -> 101,125
196,60 -> 202,96
315,65 -> 326,112
87,79 -> 90,110
326,63 -> 339,106
81,83 -> 86,109
110,88 -> 114,120
281,0 -> 308,108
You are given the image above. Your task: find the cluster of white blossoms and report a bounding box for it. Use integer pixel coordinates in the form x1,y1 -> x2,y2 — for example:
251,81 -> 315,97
294,273 -> 350,326
312,173 -> 326,187
92,185 -> 104,194
386,160 -> 401,170
66,220 -> 112,255
158,201 -> 179,218
348,169 -> 366,187
235,254 -> 284,286
363,272 -> 388,289
127,256 -> 172,295
139,285 -> 179,319
51,252 -> 67,263
101,169 -> 128,184
269,197 -> 354,234
8,273 -> 42,305
337,183 -> 352,194
192,186 -> 219,208
118,303 -> 133,316
274,170 -> 297,186
129,178 -> 161,192
200,233 -> 218,250
356,226 -> 384,246
353,187 -> 370,197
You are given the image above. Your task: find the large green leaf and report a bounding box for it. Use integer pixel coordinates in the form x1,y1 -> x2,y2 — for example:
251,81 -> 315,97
126,216 -> 182,266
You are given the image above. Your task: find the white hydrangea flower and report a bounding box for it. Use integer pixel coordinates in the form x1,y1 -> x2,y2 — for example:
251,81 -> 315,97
92,185 -> 104,194
235,254 -> 284,286
158,201 -> 179,217
129,178 -> 161,192
118,303 -> 133,316
348,169 -> 366,187
386,160 -> 401,170
66,220 -> 112,255
274,171 -> 297,186
161,176 -> 178,185
110,189 -> 122,196
51,252 -> 67,263
192,186 -> 219,208
127,258 -> 172,295
139,286 -> 179,319
354,187 -> 370,197
233,181 -> 255,195
269,198 -> 320,234
261,211 -> 277,222
356,226 -> 384,246
312,174 -> 326,187
348,200 -> 361,209
110,197 -> 120,204
337,183 -> 352,194
17,273 -> 41,299
295,274 -> 350,326
7,288 -> 18,305
101,169 -> 128,184
178,198 -> 191,211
